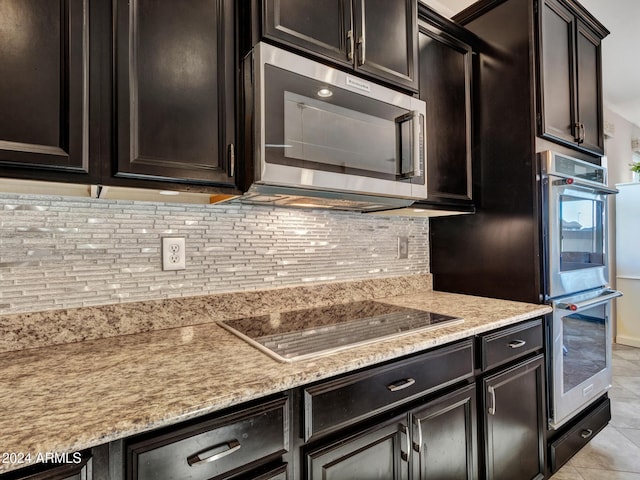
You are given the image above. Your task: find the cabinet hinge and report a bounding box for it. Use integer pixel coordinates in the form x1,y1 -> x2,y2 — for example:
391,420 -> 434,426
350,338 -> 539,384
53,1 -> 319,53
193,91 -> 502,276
536,112 -> 542,131
534,0 -> 538,14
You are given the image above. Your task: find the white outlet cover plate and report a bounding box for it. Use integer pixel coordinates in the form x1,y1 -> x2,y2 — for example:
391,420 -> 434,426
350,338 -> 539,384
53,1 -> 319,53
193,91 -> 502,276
162,237 -> 186,271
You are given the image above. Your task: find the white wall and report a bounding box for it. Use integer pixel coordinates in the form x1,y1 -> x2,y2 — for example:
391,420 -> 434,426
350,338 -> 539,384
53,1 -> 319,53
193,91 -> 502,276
603,106 -> 640,185
602,106 -> 640,339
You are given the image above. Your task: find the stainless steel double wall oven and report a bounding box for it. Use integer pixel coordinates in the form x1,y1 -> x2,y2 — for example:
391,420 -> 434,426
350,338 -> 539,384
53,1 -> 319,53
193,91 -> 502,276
540,151 -> 622,429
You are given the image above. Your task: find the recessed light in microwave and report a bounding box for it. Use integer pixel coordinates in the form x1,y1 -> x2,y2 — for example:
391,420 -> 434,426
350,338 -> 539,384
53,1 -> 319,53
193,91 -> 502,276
317,87 -> 333,98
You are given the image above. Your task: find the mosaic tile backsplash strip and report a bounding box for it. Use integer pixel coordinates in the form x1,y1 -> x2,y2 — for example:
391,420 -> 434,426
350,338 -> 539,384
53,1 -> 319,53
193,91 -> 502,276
0,193 -> 429,315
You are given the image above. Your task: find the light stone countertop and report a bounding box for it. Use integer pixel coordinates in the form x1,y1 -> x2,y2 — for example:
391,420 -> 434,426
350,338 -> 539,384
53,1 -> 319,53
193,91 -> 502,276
0,288 -> 551,474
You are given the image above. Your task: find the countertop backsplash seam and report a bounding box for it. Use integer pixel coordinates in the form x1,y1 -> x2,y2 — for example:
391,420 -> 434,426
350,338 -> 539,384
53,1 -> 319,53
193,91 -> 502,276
0,274 -> 432,353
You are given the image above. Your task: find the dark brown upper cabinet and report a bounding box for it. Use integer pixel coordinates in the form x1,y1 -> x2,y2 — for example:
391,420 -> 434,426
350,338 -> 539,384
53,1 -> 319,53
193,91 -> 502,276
416,5 -> 474,209
262,0 -> 418,91
0,0 -> 97,182
113,0 -> 236,188
538,0 -> 607,155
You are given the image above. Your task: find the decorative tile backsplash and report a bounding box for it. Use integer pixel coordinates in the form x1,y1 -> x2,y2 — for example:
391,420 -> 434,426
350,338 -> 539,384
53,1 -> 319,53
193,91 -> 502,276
0,193 -> 429,314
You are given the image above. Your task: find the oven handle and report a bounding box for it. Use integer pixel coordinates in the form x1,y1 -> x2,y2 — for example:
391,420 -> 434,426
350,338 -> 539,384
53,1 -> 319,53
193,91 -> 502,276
556,290 -> 622,312
552,177 -> 619,195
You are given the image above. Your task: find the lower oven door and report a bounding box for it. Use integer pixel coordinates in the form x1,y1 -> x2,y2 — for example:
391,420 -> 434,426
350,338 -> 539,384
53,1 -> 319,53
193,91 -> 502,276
549,288 -> 622,429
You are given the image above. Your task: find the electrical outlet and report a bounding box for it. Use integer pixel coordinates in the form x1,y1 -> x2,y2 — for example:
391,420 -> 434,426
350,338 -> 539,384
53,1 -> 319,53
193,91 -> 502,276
162,237 -> 186,271
397,236 -> 408,259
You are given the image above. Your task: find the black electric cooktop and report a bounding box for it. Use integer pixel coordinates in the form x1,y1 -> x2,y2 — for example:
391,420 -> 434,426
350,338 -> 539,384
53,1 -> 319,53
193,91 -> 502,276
218,300 -> 463,362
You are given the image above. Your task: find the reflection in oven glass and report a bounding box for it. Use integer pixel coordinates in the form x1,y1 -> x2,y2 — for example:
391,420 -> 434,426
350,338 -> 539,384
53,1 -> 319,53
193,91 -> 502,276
560,195 -> 604,272
562,306 -> 606,393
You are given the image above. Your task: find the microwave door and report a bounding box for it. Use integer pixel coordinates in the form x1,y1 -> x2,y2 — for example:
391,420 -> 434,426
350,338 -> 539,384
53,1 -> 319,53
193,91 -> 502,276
282,91 -> 399,177
254,44 -> 428,200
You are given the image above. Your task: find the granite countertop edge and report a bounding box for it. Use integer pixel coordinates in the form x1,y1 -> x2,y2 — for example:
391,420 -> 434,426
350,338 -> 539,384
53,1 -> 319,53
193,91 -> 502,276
0,287 -> 551,474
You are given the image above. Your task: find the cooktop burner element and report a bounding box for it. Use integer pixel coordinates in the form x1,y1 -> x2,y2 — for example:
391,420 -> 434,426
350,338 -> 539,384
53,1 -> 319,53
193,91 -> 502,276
218,300 -> 463,362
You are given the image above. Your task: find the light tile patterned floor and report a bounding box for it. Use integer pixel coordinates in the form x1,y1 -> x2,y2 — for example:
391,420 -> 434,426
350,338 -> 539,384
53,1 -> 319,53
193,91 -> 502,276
551,344 -> 640,480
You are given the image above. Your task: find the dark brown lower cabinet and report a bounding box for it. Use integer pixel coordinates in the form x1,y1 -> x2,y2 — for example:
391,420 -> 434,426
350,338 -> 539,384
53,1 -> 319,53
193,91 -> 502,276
235,463 -> 288,480
126,397 -> 289,480
411,384 -> 478,480
481,354 -> 546,480
305,383 -> 478,480
0,455 -> 91,480
305,415 -> 410,480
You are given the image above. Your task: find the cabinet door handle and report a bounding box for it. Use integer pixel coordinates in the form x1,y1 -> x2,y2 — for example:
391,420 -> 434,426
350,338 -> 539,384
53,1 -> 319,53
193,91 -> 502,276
187,439 -> 241,466
347,30 -> 354,61
413,418 -> 423,453
508,339 -> 527,349
228,143 -> 235,177
580,429 -> 593,439
357,35 -> 365,65
387,377 -> 416,392
357,0 -> 365,65
574,122 -> 582,143
488,385 -> 496,415
574,122 -> 585,144
400,423 -> 410,462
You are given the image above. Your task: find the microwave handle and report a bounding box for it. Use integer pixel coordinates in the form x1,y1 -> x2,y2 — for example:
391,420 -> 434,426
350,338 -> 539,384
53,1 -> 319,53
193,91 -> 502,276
395,111 -> 423,179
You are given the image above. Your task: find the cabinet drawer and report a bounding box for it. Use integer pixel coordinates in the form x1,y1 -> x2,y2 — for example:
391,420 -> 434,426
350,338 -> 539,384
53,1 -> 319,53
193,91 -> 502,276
550,396 -> 611,473
128,397 -> 288,480
480,318 -> 543,371
237,463 -> 287,480
2,455 -> 91,480
303,339 -> 474,441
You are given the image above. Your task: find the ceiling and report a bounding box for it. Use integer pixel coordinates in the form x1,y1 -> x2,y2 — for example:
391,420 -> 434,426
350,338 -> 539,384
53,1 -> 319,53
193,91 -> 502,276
426,0 -> 640,128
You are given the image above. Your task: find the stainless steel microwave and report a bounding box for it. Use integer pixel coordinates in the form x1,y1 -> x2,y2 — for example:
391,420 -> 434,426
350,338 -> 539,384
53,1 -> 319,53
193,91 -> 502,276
240,42 -> 427,212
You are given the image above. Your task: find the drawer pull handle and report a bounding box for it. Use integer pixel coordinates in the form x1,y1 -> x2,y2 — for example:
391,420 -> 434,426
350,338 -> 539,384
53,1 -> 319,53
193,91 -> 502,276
508,339 -> 527,349
387,378 -> 416,392
187,439 -> 241,466
580,429 -> 593,439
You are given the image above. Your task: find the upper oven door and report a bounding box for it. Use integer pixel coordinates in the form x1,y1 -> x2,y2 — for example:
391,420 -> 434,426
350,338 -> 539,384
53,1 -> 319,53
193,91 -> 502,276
251,42 -> 427,200
544,177 -> 614,299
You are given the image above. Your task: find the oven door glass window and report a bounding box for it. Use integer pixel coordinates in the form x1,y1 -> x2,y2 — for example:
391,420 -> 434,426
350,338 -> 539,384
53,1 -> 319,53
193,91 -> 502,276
559,194 -> 604,271
264,64 -> 422,181
562,302 -> 607,393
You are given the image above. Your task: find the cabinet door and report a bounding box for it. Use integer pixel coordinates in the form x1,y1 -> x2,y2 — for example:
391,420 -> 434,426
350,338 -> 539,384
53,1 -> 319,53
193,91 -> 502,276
262,0 -> 353,68
418,19 -> 472,205
114,0 -> 235,186
354,0 -> 418,91
411,384 -> 478,480
575,20 -> 603,154
539,0 -> 576,147
539,0 -> 604,155
306,416 -> 410,480
482,355 -> 546,480
0,0 -> 92,179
